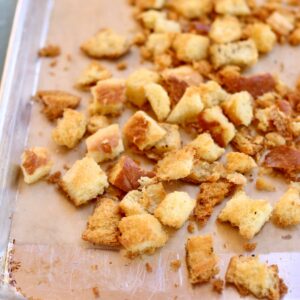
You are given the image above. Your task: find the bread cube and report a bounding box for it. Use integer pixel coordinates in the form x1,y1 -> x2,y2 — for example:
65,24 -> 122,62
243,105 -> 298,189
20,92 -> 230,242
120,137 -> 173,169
198,81 -> 228,108
215,0 -> 250,16
255,177 -> 275,192
289,28 -> 300,46
86,124 -> 124,163
218,190 -> 272,239
126,69 -> 160,107
154,191 -> 196,228
291,120 -> 300,136
225,152 -> 257,174
173,33 -> 209,62
171,0 -> 213,19
145,33 -> 173,56
81,29 -> 130,59
89,78 -> 126,116
210,39 -> 258,69
135,0 -> 165,9
154,18 -> 181,33
21,147 -> 53,184
87,115 -> 109,134
60,157 -> 108,206
119,190 -> 146,216
186,235 -> 219,284
52,109 -> 87,149
209,16 -> 242,44
82,197 -> 121,247
118,214 -> 168,255
139,10 -> 166,30
267,12 -> 294,36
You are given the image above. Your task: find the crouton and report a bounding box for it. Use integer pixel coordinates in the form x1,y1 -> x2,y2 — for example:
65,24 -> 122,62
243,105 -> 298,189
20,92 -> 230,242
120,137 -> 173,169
215,0 -> 250,16
118,214 -> 168,255
35,90 -> 80,121
87,115 -> 109,134
81,29 -> 130,59
290,120 -> 300,136
154,191 -> 196,228
155,18 -> 181,33
267,12 -> 294,36
210,39 -> 258,69
256,177 -> 276,192
198,106 -> 236,147
272,183 -> 300,227
119,190 -> 146,216
171,0 -> 213,19
38,45 -> 60,57
135,0 -> 165,9
60,157 -> 108,206
173,33 -> 209,63
289,28 -> 300,46
123,111 -> 166,150
186,235 -> 219,284
145,83 -> 171,121
89,78 -> 126,116
222,91 -> 253,126
225,152 -> 257,173
139,10 -> 166,30
21,147 -> 53,184
226,256 -> 287,300
52,109 -> 87,149
82,197 -> 121,247
209,16 -> 242,44
86,124 -> 124,163
126,69 -> 160,107
145,33 -> 173,57
265,132 -> 286,148
218,190 -> 272,239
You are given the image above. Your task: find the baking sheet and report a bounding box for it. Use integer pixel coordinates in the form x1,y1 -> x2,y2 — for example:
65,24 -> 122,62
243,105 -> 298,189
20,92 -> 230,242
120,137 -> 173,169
1,0 -> 300,299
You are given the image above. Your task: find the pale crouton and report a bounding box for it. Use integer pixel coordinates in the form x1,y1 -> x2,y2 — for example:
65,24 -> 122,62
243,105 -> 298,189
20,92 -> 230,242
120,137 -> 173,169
167,86 -> 204,124
139,10 -> 166,30
81,29 -> 130,59
21,147 -> 53,184
145,33 -> 173,56
267,12 -> 294,36
126,69 -> 160,107
173,33 -> 209,63
198,81 -> 229,107
290,120 -> 300,136
199,106 -> 236,147
171,0 -> 213,19
123,111 -> 166,150
218,190 -> 272,239
75,62 -> 112,90
154,18 -> 181,33
82,197 -> 121,247
215,0 -> 250,16
256,177 -> 276,192
145,83 -> 171,121
87,115 -> 109,134
210,39 -> 258,69
118,214 -> 168,255
225,152 -> 257,173
186,235 -> 219,284
226,256 -> 287,300
154,191 -> 196,228
272,184 -> 300,227
119,190 -> 146,216
35,90 -> 80,121
52,109 -> 87,149
209,16 -> 242,44
89,78 -> 126,116
60,157 -> 108,206
222,91 -> 253,126
86,124 -> 124,163
135,0 -> 165,9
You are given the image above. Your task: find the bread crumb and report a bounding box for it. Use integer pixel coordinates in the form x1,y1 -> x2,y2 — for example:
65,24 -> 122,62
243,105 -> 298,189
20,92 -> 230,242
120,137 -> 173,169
281,234 -> 292,240
92,287 -> 100,298
49,59 -> 57,67
117,61 -> 128,70
145,262 -> 153,273
170,259 -> 181,271
243,242 -> 257,252
187,222 -> 195,233
212,279 -> 224,294
46,171 -> 61,184
38,45 -> 61,57
255,177 -> 275,192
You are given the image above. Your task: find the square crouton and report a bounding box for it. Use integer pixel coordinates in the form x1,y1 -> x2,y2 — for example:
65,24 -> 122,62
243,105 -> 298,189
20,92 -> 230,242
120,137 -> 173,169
209,16 -> 242,44
226,256 -> 287,300
81,29 -> 130,59
272,184 -> 300,227
215,0 -> 250,16
86,124 -> 124,163
222,91 -> 253,126
87,115 -> 109,134
21,147 -> 53,184
126,69 -> 160,107
199,106 -> 236,147
267,12 -> 294,36
35,90 -> 80,121
145,33 -> 174,57
210,39 -> 258,69
225,152 -> 257,174
218,190 -> 272,239
82,197 -> 121,247
145,83 -> 171,121
60,157 -> 108,206
154,191 -> 196,228
154,18 -> 181,34
186,235 -> 219,284
52,109 -> 87,149
167,86 -> 204,124
119,190 -> 146,216
139,10 -> 166,30
75,62 -> 112,90
171,0 -> 213,19
123,111 -> 166,150
89,78 -> 126,116
135,0 -> 165,9
172,33 -> 209,63
118,214 -> 168,255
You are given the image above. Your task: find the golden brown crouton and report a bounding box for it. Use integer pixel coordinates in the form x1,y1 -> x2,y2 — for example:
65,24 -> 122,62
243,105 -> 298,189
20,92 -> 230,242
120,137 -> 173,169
145,33 -> 174,57
170,0 -> 213,19
154,18 -> 181,33
225,152 -> 257,174
267,12 -> 294,36
52,109 -> 87,149
82,197 -> 121,247
60,157 -> 108,206
186,235 -> 219,284
289,28 -> 300,46
38,45 -> 61,57
256,177 -> 276,192
87,115 -> 110,134
21,147 -> 53,184
139,10 -> 166,30
215,0 -> 250,16
135,0 -> 165,9
119,190 -> 146,216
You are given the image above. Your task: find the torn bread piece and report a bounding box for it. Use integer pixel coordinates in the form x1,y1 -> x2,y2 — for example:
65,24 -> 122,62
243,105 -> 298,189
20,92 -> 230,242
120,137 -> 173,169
218,190 -> 272,239
267,12 -> 294,36
119,190 -> 146,216
186,235 -> 219,284
87,115 -> 109,134
60,157 -> 108,206
226,256 -> 287,300
215,0 -> 250,16
82,197 -> 121,247
198,81 -> 228,108
52,109 -> 87,149
225,152 -> 257,174
21,147 -> 53,184
154,191 -> 196,229
171,0 -> 213,19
